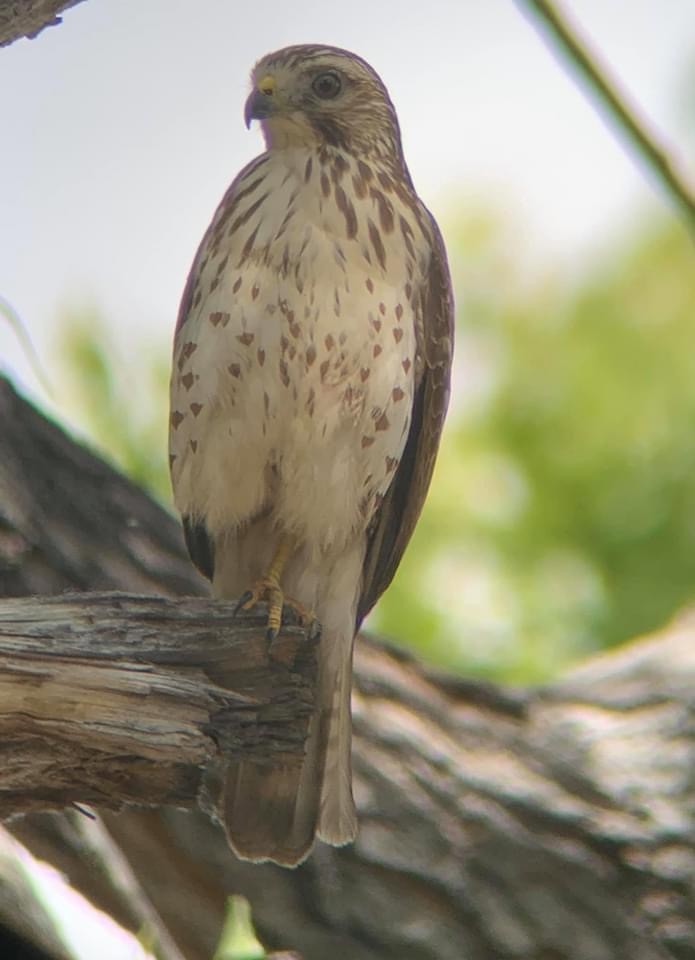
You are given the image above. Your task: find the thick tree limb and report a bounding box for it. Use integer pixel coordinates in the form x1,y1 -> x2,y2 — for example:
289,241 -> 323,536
516,0 -> 695,232
0,592 -> 317,819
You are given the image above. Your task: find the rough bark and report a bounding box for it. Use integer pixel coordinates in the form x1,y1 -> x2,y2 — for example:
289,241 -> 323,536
0,0 -> 84,47
3,373 -> 695,960
0,592 -> 318,819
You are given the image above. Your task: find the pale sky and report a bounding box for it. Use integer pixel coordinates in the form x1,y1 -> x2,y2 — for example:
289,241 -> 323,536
1,0 -> 693,411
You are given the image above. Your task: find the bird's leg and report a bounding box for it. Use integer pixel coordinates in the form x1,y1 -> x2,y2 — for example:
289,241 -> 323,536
234,537 -> 313,642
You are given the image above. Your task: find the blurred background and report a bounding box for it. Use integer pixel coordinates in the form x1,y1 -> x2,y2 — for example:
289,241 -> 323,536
2,0 -> 695,686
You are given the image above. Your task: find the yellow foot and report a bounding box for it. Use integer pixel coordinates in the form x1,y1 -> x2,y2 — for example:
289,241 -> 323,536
232,537 -> 315,643
234,581 -> 314,642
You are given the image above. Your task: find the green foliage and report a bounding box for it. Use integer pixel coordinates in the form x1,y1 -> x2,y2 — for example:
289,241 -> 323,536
374,212 -> 695,680
54,306 -> 172,504
214,896 -> 265,960
51,212 -> 695,683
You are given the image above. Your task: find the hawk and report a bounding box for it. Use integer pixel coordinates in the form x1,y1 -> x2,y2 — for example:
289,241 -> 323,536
169,44 -> 454,866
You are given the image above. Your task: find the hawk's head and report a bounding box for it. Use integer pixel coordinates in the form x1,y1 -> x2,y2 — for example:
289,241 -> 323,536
244,44 -> 403,159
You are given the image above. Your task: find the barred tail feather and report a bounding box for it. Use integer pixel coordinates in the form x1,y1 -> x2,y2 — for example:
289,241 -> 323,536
223,624 -> 355,865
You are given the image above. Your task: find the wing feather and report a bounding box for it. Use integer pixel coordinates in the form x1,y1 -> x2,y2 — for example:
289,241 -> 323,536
357,212 -> 454,627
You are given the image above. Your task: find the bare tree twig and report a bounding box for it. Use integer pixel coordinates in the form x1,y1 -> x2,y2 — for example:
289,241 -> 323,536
516,0 -> 695,232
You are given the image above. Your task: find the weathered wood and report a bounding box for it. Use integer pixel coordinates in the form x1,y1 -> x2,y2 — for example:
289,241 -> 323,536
0,592 -> 317,819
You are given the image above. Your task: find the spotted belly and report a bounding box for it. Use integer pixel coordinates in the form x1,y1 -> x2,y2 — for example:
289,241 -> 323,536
170,271 -> 416,553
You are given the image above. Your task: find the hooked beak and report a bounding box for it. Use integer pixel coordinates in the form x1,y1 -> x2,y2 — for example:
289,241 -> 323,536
244,89 -> 274,128
244,75 -> 277,128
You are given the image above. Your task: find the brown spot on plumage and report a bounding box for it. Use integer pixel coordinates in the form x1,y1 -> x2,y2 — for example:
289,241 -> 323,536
237,224 -> 260,267
232,277 -> 243,294
290,322 -> 301,338
385,456 -> 398,473
320,359 -> 330,381
280,334 -> 289,353
335,184 -> 358,239
352,175 -> 367,199
237,332 -> 254,346
371,188 -> 394,234
181,342 -> 197,362
379,302 -> 386,315
264,391 -> 270,415
320,173 -> 331,197
304,156 -> 313,182
395,303 -> 403,321
402,357 -> 412,374
361,435 -> 375,448
251,284 -> 260,301
209,311 -> 228,327
366,278 -> 374,294
257,348 -> 266,366
373,344 -> 382,358
375,411 -> 390,432
210,277 -> 219,293
405,282 -> 413,301
377,171 -> 394,193
339,332 -> 347,346
181,371 -> 194,391
228,192 -> 269,237
400,215 -> 416,259
332,154 -> 349,181
190,440 -> 198,453
193,289 -> 202,308
370,315 -> 382,332
306,344 -> 317,366
214,173 -> 265,236
392,386 -> 405,402
368,219 -> 386,270
324,333 -> 335,351
358,160 -> 373,182
393,327 -> 404,343
228,363 -> 241,378
279,359 -> 290,387
170,411 -> 185,429
190,402 -> 203,417
360,367 -> 370,382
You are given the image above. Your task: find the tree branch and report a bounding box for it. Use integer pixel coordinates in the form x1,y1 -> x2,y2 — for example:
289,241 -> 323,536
517,0 -> 695,232
0,0 -> 85,47
0,592 -> 317,820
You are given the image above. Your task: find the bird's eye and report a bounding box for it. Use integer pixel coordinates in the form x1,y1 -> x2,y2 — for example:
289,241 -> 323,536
312,70 -> 342,100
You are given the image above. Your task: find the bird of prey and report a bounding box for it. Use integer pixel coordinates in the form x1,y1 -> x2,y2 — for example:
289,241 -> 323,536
169,44 -> 454,866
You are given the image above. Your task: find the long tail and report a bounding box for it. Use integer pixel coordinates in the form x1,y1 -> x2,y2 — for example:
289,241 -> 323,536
213,529 -> 361,866
222,622 -> 357,866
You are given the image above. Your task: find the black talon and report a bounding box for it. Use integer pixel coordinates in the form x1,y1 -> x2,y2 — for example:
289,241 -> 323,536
266,626 -> 279,645
234,590 -> 254,615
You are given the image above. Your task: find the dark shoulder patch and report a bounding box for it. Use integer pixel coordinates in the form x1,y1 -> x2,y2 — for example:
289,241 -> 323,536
183,516 -> 215,581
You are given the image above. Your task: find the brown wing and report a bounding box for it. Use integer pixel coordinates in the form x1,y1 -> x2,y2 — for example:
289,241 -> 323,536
357,212 -> 454,627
